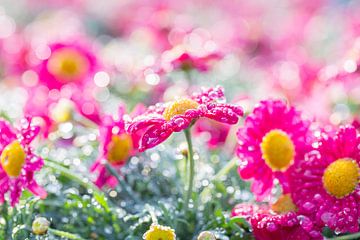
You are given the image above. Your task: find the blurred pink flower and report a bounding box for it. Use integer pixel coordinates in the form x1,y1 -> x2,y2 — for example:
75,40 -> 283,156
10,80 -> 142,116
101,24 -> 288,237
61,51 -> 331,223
166,51 -> 222,73
24,41 -> 102,136
0,117 -> 46,206
91,104 -> 144,189
193,118 -> 230,150
290,126 -> 360,234
126,86 -> 243,151
237,100 -> 312,200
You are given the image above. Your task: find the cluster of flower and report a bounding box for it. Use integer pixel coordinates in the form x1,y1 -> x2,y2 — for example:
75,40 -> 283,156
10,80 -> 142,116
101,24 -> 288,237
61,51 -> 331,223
0,0 -> 360,239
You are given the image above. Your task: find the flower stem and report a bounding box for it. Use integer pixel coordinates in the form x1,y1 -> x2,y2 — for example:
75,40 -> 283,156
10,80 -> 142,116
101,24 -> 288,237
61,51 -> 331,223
183,128 -> 195,212
199,157 -> 238,202
44,159 -> 101,195
3,202 -> 12,240
105,163 -> 141,204
48,228 -> 85,240
328,232 -> 360,240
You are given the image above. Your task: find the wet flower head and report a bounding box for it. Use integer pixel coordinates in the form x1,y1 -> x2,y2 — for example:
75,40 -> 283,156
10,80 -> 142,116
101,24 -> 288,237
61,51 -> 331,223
126,86 -> 243,151
232,201 -> 321,240
237,100 -> 312,200
0,117 -> 46,206
143,224 -> 176,240
290,126 -> 360,234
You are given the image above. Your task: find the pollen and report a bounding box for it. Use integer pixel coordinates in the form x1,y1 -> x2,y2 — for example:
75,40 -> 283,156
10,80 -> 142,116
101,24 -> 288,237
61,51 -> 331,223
107,134 -> 132,164
1,141 -> 26,177
47,48 -> 89,81
271,194 -> 298,214
163,98 -> 199,121
322,158 -> 359,199
260,129 -> 295,171
143,224 -> 176,240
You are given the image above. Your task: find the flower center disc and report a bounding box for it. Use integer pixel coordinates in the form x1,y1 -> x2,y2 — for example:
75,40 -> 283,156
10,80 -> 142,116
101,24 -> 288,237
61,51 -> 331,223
322,158 -> 359,199
260,129 -> 295,171
163,98 -> 199,121
271,194 -> 298,214
0,140 -> 26,177
47,48 -> 90,81
107,134 -> 132,164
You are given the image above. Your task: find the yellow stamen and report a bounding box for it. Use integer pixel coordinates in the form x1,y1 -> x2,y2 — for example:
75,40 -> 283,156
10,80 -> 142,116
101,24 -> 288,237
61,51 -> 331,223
1,141 -> 26,177
107,134 -> 132,164
271,194 -> 298,214
322,158 -> 359,199
47,48 -> 89,81
260,129 -> 295,171
143,224 -> 176,240
163,98 -> 199,121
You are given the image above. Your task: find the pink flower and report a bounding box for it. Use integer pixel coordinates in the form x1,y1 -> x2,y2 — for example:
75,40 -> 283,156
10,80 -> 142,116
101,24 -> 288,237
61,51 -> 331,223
126,86 -> 243,151
165,51 -> 222,73
24,41 -> 102,136
236,100 -> 312,200
0,117 -> 46,206
232,197 -> 322,240
290,126 -> 360,234
91,105 -> 143,189
193,118 -> 231,150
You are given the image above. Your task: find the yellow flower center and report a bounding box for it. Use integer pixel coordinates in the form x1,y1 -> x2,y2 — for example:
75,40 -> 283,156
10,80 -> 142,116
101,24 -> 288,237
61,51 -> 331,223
47,48 -> 89,81
106,134 -> 132,164
143,224 -> 176,240
50,99 -> 74,123
271,194 -> 298,214
163,98 -> 199,121
260,129 -> 295,171
1,141 -> 26,177
322,158 -> 359,199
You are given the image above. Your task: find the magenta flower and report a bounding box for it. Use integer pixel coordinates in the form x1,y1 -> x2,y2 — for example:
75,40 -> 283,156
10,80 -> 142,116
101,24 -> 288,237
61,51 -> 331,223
91,105 -> 143,189
290,126 -> 360,234
193,118 -> 231,150
165,51 -> 222,73
236,100 -> 312,200
126,86 -> 243,151
232,196 -> 322,240
24,41 -> 102,136
0,117 -> 46,206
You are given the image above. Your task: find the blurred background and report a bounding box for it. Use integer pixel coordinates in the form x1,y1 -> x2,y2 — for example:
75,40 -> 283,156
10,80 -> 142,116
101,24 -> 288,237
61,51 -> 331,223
0,0 -> 359,127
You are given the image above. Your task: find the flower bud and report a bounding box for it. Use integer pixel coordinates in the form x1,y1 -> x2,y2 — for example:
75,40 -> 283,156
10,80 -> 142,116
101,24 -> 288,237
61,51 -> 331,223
197,231 -> 216,240
32,217 -> 50,235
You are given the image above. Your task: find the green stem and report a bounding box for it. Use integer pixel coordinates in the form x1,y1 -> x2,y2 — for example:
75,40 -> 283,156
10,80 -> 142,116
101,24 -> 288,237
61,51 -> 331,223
199,157 -> 238,202
105,163 -> 141,204
3,202 -> 12,240
44,159 -> 101,195
328,232 -> 360,240
48,228 -> 85,240
213,157 -> 238,180
183,128 -> 195,212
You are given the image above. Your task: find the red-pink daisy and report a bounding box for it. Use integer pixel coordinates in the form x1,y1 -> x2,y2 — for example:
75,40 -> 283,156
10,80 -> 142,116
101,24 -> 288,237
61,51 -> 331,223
290,125 -> 360,234
126,86 -> 243,151
91,105 -> 143,189
232,195 -> 322,240
0,117 -> 46,206
236,100 -> 312,200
